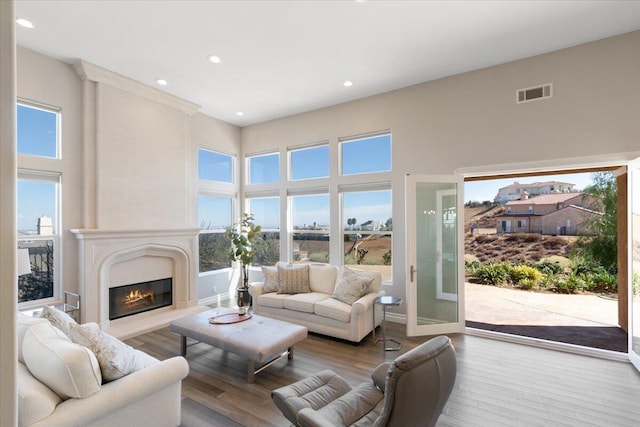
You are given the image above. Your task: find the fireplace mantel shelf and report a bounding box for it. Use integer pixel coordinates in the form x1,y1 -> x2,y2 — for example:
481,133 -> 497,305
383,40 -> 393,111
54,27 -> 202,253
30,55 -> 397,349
70,228 -> 201,240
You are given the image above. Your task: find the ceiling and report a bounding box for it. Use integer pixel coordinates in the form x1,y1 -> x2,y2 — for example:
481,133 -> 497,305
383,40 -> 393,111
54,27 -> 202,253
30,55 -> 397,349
14,1 -> 640,127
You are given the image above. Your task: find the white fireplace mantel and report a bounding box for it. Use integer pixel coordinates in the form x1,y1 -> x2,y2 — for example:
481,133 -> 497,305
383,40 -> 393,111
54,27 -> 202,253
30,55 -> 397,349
70,228 -> 207,338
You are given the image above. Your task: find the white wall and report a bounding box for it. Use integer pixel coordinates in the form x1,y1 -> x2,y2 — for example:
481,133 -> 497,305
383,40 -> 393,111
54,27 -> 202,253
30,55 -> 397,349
241,30 -> 640,306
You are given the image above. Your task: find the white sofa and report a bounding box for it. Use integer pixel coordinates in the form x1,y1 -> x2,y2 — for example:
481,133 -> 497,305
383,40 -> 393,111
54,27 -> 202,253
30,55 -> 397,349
17,312 -> 189,427
249,264 -> 384,343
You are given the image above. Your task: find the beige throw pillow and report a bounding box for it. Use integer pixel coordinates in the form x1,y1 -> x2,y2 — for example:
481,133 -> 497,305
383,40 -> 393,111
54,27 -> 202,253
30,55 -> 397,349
277,264 -> 311,294
69,323 -> 144,382
23,322 -> 102,399
332,267 -> 374,305
40,305 -> 77,337
262,266 -> 280,293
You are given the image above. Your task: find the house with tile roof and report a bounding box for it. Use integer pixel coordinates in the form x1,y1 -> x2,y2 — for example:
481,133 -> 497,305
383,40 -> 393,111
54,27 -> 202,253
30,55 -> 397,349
495,192 -> 602,235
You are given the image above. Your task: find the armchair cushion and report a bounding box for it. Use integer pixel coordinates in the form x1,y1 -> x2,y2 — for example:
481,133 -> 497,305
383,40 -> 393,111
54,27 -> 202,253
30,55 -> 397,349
299,382 -> 383,427
272,370 -> 352,424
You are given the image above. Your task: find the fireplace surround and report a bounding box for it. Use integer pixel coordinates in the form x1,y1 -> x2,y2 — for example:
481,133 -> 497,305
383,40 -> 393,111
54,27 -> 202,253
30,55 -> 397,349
70,228 -> 208,339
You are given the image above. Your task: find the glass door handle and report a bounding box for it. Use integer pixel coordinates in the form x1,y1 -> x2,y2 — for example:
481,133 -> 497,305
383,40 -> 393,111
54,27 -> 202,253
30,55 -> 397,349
410,265 -> 417,282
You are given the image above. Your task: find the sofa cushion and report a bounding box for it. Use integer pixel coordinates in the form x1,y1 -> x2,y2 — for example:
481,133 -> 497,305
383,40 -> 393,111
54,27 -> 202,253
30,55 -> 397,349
309,264 -> 339,294
258,292 -> 289,308
337,267 -> 383,294
315,298 -> 352,323
17,312 -> 49,364
17,362 -> 62,426
284,292 -> 330,314
278,264 -> 311,294
69,323 -> 145,382
332,267 -> 374,305
262,266 -> 280,293
39,305 -> 77,336
23,322 -> 102,399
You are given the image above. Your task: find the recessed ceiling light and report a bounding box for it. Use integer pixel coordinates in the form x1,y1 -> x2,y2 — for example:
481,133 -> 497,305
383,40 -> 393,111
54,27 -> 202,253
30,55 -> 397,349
236,112 -> 244,116
343,80 -> 354,87
156,79 -> 168,86
16,18 -> 34,29
207,54 -> 222,64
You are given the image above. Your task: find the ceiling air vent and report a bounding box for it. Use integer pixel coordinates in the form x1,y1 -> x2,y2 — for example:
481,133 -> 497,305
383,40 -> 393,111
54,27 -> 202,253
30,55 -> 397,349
517,83 -> 552,104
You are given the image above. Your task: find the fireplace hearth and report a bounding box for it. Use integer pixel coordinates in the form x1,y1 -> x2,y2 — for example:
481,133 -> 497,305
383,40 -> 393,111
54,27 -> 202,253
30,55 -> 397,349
109,278 -> 172,320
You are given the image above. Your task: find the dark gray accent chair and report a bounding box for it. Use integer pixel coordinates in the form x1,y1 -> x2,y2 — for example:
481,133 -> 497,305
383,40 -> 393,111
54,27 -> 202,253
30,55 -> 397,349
271,335 -> 457,427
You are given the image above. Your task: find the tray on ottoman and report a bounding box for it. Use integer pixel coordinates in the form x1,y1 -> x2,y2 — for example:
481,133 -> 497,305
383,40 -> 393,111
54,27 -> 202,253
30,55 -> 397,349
170,307 -> 308,383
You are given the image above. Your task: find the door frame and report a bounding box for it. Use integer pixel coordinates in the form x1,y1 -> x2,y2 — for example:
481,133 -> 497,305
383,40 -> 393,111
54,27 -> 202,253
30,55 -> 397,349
458,152 -> 639,361
627,157 -> 640,371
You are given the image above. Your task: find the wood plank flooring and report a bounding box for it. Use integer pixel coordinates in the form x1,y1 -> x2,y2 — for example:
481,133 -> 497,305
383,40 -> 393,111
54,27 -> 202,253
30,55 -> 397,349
126,321 -> 640,427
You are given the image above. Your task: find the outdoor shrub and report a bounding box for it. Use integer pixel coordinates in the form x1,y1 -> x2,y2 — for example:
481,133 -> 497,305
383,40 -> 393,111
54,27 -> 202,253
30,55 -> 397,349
536,261 -> 563,275
586,271 -> 617,293
470,262 -> 508,286
552,273 -> 586,294
508,264 -> 542,288
465,260 -> 481,275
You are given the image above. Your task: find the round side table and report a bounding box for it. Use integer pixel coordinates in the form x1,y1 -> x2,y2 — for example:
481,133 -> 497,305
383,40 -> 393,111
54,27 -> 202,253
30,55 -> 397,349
373,296 -> 402,351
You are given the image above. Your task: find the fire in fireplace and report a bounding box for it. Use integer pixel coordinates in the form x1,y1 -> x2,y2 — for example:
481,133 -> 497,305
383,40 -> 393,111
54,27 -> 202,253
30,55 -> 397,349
109,278 -> 172,320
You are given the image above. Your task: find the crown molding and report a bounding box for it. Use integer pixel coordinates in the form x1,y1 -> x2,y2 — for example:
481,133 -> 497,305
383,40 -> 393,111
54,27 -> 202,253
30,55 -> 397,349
73,60 -> 200,115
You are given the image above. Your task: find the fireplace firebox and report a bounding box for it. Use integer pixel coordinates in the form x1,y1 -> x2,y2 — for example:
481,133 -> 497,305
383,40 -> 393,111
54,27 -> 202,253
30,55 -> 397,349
109,278 -> 172,320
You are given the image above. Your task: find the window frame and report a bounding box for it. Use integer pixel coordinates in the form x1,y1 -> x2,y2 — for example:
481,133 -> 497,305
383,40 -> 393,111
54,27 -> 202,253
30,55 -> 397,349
340,185 -> 393,280
17,100 -> 61,160
288,143 -> 330,181
197,192 -> 235,275
17,170 -> 62,308
197,147 -> 235,184
246,151 -> 280,185
340,132 -> 391,177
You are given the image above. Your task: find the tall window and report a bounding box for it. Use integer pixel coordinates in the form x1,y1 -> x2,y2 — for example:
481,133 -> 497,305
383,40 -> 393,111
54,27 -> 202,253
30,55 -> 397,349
289,144 -> 329,181
341,134 -> 391,176
198,148 -> 234,183
246,197 -> 280,266
17,101 -> 62,305
342,189 -> 392,281
198,195 -> 232,273
291,193 -> 330,263
247,152 -> 279,184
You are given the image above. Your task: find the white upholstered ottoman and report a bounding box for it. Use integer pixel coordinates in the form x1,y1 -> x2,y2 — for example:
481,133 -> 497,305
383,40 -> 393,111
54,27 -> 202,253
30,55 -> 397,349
170,307 -> 307,382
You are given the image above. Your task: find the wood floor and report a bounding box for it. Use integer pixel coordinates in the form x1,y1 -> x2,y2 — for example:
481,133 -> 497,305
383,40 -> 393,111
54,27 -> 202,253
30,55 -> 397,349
126,321 -> 640,427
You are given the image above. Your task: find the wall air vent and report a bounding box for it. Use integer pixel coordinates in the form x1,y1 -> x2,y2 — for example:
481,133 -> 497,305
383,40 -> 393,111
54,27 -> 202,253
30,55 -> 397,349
517,83 -> 552,104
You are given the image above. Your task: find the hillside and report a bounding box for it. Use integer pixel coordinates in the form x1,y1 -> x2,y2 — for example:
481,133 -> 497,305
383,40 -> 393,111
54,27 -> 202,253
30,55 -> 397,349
464,206 -> 575,264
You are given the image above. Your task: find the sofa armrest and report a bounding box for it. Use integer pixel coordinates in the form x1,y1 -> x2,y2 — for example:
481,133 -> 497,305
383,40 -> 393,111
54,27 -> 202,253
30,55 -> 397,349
249,282 -> 264,298
351,291 -> 384,316
31,356 -> 189,427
